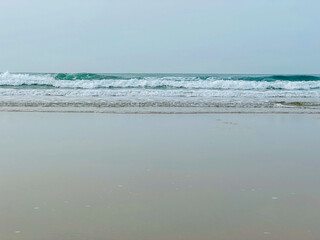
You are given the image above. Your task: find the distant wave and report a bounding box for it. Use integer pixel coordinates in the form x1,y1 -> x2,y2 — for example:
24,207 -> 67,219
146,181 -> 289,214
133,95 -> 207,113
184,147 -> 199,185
0,72 -> 319,90
53,73 -> 320,82
238,75 -> 320,82
54,73 -> 121,80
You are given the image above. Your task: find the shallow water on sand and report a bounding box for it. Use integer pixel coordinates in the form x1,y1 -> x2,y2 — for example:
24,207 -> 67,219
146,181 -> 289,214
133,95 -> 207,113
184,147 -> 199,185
0,113 -> 319,240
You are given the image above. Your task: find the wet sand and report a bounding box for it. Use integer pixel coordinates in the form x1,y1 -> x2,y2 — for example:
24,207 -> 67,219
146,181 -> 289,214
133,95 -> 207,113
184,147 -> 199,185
0,113 -> 319,240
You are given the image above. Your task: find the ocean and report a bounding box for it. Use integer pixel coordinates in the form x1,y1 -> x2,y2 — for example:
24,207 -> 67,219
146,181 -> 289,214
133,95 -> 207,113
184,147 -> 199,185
0,72 -> 319,113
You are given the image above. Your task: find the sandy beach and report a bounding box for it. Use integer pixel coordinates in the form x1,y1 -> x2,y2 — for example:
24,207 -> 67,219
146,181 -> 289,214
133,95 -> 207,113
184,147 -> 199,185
1,0 -> 319,239
0,112 -> 319,240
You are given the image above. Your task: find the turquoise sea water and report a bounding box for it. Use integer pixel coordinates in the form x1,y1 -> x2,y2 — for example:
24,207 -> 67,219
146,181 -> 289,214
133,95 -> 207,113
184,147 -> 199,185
0,72 -> 319,112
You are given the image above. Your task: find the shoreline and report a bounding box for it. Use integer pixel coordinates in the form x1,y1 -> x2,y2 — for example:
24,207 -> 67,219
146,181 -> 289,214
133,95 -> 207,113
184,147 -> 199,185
0,107 -> 320,114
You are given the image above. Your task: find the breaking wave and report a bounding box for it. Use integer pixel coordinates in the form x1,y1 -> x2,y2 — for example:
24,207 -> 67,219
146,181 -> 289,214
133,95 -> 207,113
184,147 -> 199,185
0,72 -> 319,90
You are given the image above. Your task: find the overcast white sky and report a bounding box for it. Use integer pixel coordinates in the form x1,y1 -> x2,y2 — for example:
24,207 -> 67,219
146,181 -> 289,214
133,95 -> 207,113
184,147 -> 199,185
0,0 -> 319,73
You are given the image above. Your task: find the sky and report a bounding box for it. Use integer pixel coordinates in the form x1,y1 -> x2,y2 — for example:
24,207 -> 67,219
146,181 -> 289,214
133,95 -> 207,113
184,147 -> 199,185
0,0 -> 319,74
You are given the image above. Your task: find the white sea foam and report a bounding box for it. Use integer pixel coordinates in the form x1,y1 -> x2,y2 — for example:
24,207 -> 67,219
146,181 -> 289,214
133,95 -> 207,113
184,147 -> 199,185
0,72 -> 320,112
0,72 -> 320,90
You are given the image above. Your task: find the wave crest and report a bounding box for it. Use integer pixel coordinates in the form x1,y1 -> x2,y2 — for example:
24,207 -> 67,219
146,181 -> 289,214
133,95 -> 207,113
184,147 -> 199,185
0,72 -> 320,90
